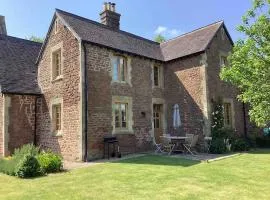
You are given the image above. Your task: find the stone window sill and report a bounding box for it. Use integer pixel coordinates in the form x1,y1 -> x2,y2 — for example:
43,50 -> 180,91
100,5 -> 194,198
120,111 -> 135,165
113,129 -> 134,135
52,131 -> 63,137
51,75 -> 63,83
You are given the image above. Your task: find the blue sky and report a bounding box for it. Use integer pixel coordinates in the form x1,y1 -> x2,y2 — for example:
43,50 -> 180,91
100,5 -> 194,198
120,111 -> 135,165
0,0 -> 252,41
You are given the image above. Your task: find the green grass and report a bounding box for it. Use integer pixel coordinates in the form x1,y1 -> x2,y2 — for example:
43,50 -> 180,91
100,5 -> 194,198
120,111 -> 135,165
1,150 -> 270,200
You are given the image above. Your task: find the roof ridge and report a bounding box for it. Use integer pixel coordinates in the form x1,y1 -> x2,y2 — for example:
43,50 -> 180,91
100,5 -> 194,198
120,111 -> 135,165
160,20 -> 224,45
0,34 -> 42,46
55,8 -> 160,46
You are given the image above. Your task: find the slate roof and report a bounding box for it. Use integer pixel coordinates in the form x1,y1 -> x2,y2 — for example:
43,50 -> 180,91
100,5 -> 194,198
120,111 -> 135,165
161,21 -> 228,61
56,9 -> 164,61
55,9 -> 229,62
0,34 -> 42,94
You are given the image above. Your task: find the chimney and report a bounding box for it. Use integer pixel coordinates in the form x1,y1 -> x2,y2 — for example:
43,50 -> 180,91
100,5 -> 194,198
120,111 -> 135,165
100,2 -> 121,30
0,15 -> 7,35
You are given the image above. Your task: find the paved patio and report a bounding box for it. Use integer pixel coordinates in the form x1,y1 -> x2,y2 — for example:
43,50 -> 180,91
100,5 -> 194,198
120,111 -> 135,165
64,152 -> 242,170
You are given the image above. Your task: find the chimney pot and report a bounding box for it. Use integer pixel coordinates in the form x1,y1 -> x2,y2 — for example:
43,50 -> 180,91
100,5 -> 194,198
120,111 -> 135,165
103,2 -> 107,11
0,15 -> 7,35
111,3 -> 116,12
108,2 -> 112,11
100,2 -> 121,30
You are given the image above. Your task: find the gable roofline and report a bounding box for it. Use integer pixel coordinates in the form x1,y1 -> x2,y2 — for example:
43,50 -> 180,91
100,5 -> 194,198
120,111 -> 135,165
161,20 -> 224,45
0,34 -> 42,46
203,21 -> 234,51
56,9 -> 160,46
36,10 -> 82,65
36,9 -> 234,64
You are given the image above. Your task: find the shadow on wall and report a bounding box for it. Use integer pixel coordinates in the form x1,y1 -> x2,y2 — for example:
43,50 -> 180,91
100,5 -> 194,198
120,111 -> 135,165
113,155 -> 201,167
36,96 -> 61,156
164,56 -> 206,139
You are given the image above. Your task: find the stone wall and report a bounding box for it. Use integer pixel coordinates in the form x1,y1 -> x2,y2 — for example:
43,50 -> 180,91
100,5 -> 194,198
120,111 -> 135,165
85,43 -> 164,159
206,27 -> 245,135
165,54 -> 207,139
0,94 -> 36,156
6,95 -> 36,155
37,17 -> 81,161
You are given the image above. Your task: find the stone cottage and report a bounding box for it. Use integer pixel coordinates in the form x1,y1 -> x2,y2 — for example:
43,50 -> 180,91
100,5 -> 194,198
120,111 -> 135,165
0,3 -> 248,161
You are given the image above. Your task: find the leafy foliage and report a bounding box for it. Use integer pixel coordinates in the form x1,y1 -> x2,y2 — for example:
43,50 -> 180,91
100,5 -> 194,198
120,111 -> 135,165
231,138 -> 250,151
26,36 -> 44,43
0,157 -> 18,176
209,138 -> 227,154
0,144 -> 63,178
13,143 -> 40,160
37,151 -> 63,173
211,99 -> 224,132
15,155 -> 43,178
220,0 -> 270,127
154,34 -> 166,43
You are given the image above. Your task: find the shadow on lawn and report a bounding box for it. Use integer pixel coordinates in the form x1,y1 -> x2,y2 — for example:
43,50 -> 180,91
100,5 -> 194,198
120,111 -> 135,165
113,155 -> 201,167
247,148 -> 270,154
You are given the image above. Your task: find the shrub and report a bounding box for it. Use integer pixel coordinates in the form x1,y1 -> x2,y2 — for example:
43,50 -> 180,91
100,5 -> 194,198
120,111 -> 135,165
13,143 -> 39,160
210,138 -> 227,154
37,151 -> 63,173
255,137 -> 270,148
0,158 -> 18,176
15,154 -> 43,178
231,138 -> 250,151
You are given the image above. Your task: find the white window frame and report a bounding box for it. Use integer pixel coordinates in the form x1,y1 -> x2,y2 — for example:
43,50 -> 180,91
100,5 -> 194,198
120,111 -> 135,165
112,96 -> 133,134
219,51 -> 229,68
55,19 -> 59,34
51,42 -> 63,81
111,55 -> 131,84
152,64 -> 164,88
223,98 -> 235,128
50,97 -> 63,136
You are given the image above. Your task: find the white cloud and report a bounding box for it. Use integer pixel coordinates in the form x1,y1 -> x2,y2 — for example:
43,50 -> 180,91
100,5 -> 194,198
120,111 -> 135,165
154,26 -> 167,34
154,26 -> 184,39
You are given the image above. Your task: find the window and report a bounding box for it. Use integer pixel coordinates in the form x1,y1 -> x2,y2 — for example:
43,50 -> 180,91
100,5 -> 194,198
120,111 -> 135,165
52,104 -> 62,132
52,49 -> 62,79
223,102 -> 232,127
153,104 -> 162,128
220,55 -> 228,67
112,56 -> 127,82
221,28 -> 225,40
55,19 -> 59,34
114,103 -> 128,129
112,96 -> 133,134
153,66 -> 160,87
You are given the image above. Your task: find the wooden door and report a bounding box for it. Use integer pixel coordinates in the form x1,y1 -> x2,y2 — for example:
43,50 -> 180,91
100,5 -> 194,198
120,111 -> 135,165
153,104 -> 163,143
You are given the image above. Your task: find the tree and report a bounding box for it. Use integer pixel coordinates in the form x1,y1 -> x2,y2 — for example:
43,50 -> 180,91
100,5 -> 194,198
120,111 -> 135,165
154,34 -> 166,43
220,0 -> 270,127
26,36 -> 44,43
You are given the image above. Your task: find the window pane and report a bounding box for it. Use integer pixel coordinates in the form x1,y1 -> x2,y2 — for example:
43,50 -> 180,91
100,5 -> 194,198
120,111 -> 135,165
154,66 -> 159,86
120,58 -> 126,81
53,104 -> 61,131
112,57 -> 118,81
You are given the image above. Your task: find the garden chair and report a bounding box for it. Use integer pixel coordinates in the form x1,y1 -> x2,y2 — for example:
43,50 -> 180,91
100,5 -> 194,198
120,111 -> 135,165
153,136 -> 163,153
161,135 -> 175,155
183,134 -> 198,155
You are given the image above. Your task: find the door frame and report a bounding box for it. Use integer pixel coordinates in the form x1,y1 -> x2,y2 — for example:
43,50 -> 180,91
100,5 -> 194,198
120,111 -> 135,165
152,98 -> 167,142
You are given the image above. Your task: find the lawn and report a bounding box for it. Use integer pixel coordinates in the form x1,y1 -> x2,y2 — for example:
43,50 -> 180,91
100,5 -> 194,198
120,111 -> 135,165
1,150 -> 270,200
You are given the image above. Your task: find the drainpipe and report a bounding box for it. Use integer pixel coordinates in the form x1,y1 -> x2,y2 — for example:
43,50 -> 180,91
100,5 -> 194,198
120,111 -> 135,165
82,42 -> 88,162
242,102 -> 247,139
34,96 -> 38,146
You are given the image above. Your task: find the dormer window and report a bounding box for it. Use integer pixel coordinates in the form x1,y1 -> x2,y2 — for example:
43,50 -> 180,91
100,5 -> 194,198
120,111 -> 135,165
112,55 -> 127,82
